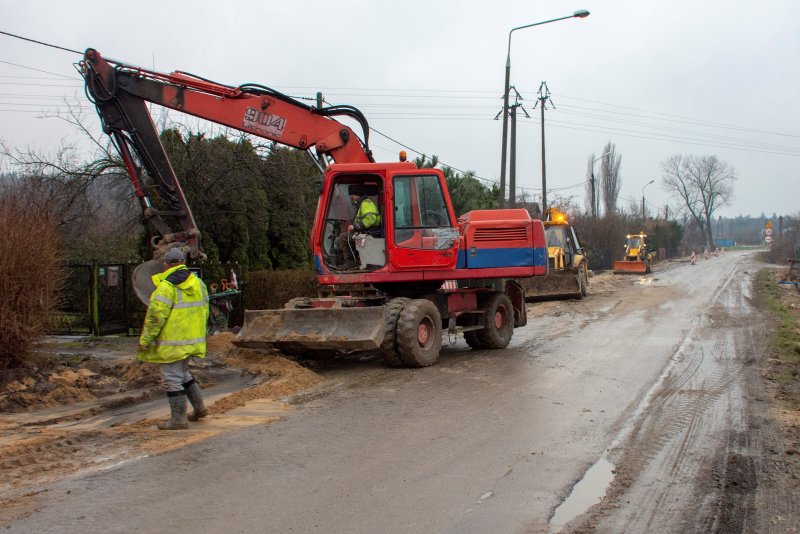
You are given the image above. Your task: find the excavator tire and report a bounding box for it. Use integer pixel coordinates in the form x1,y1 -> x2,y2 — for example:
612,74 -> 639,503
380,297 -> 411,367
464,330 -> 483,350
474,292 -> 514,349
578,264 -> 589,298
396,299 -> 442,368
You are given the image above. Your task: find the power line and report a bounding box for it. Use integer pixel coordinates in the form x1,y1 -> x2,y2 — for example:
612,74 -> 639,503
517,117 -> 800,157
0,30 -> 82,55
1,35 -> 795,199
552,92 -> 800,139
554,107 -> 800,153
0,60 -> 78,80
0,82 -> 80,87
369,126 -> 495,184
0,75 -> 77,81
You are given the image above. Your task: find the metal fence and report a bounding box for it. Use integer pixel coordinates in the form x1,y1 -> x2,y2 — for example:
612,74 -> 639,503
48,262 -> 146,336
48,262 -> 243,336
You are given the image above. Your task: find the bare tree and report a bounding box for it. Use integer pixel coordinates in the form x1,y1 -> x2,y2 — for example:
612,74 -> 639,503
661,154 -> 736,250
0,102 -> 140,259
599,142 -> 622,215
549,193 -> 580,217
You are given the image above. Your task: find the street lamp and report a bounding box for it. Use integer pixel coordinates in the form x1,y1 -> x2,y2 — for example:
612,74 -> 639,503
590,151 -> 610,219
642,180 -> 655,220
499,9 -> 589,208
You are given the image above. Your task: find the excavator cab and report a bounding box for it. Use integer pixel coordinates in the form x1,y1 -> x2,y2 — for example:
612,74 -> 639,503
321,178 -> 385,271
315,167 -> 459,275
521,208 -> 589,300
625,235 -> 644,260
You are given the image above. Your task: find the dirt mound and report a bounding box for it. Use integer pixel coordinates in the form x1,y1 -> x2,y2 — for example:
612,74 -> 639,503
211,347 -> 323,414
0,355 -> 161,413
0,333 -> 325,509
0,332 -> 320,414
206,331 -> 238,353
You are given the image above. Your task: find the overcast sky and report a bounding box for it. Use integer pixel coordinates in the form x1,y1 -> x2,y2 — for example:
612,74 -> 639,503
1,0 -> 797,218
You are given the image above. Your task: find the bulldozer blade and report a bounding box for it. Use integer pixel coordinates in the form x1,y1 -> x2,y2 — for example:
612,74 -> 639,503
522,270 -> 581,301
613,261 -> 648,274
234,306 -> 388,354
132,259 -> 166,304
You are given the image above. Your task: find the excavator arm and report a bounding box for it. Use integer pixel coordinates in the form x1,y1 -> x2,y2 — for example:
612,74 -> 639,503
80,48 -> 373,263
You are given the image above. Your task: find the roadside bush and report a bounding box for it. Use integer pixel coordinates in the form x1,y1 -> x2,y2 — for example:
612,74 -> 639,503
0,183 -> 64,369
766,235 -> 797,264
243,269 -> 318,310
573,213 -> 628,271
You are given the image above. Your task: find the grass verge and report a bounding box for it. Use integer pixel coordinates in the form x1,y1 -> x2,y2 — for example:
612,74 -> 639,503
755,268 -> 800,410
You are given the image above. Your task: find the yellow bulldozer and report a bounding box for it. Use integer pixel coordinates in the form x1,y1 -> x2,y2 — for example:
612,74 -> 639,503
521,208 -> 589,300
613,233 -> 656,274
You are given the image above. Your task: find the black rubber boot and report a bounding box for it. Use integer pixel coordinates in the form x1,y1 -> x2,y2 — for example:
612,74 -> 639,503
157,391 -> 189,430
183,379 -> 208,421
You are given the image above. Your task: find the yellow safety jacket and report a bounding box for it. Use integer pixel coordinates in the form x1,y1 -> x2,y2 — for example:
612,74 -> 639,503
354,197 -> 381,231
137,265 -> 209,364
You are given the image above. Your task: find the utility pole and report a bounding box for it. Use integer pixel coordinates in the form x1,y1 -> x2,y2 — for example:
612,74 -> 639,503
508,88 -> 529,208
641,180 -> 655,221
534,82 -> 554,213
316,92 -> 326,168
510,104 -> 517,208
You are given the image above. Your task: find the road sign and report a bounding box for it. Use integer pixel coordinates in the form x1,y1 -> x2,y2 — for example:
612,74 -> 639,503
765,228 -> 773,236
765,236 -> 773,244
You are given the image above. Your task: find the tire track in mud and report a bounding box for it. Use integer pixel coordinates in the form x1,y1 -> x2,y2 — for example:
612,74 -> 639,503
562,256 -> 766,534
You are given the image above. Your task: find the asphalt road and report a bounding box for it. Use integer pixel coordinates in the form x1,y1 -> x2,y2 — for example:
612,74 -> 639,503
9,250 -> 759,533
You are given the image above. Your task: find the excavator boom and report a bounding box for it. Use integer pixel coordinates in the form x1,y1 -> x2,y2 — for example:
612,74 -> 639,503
81,48 -> 373,267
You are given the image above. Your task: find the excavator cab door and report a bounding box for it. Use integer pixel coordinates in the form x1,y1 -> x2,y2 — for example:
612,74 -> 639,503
389,173 -> 459,270
320,176 -> 385,270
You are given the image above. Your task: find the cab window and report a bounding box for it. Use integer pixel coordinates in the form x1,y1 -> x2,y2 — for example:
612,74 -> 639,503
393,174 -> 457,250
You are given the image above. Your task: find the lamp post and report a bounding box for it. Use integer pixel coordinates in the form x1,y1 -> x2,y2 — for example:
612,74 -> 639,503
590,151 -> 610,219
499,9 -> 589,208
642,179 -> 655,220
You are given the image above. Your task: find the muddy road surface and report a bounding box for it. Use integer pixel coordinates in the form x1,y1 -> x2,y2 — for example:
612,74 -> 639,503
4,250 -> 796,533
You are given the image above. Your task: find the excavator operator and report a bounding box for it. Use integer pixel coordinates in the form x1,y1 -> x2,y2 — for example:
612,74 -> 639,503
335,184 -> 381,269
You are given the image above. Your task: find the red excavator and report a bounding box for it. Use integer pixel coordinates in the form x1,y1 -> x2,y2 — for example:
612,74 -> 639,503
80,49 -> 548,367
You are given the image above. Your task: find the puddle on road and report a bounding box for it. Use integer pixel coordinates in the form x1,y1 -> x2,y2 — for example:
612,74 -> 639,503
549,457 -> 615,531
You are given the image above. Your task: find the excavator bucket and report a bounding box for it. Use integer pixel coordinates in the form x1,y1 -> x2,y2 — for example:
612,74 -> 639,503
132,259 -> 166,304
234,306 -> 388,354
522,270 -> 582,300
613,260 -> 649,274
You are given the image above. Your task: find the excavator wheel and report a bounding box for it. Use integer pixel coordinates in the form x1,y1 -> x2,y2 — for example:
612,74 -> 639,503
396,299 -> 442,368
380,297 -> 411,367
464,330 -> 483,350
577,264 -> 589,298
474,292 -> 514,349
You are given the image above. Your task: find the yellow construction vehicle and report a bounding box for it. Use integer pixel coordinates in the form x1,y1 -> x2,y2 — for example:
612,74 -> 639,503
521,208 -> 589,300
613,232 -> 656,274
